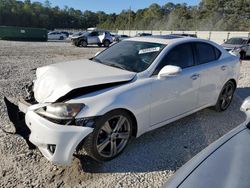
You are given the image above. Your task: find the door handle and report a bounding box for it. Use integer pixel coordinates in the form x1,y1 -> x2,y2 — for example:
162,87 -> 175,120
221,65 -> 227,71
191,74 -> 200,80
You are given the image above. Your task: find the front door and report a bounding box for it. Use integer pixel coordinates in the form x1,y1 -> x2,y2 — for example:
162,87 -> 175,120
88,31 -> 100,44
150,43 -> 200,126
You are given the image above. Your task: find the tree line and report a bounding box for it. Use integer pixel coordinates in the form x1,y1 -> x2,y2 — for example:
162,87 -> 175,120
0,0 -> 249,31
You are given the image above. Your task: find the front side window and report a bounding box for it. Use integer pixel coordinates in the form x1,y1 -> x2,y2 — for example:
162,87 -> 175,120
90,32 -> 98,36
154,43 -> 194,75
92,41 -> 166,72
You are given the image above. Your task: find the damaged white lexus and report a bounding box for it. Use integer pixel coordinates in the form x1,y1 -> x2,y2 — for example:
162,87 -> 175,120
17,37 -> 240,165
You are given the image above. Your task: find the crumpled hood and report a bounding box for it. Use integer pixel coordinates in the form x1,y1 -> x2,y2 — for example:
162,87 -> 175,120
34,59 -> 136,103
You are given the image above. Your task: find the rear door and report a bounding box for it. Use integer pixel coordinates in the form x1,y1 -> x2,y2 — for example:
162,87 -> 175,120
194,42 -> 227,107
150,43 -> 201,126
98,31 -> 105,43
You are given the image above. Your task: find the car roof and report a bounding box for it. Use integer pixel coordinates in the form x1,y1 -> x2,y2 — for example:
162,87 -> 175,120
124,37 -> 212,45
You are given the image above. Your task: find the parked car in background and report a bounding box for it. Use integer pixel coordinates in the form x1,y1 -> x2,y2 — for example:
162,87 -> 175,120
165,97 -> 250,188
71,30 -> 113,47
113,34 -> 130,42
222,37 -> 250,59
172,33 -> 197,38
48,31 -> 67,40
135,33 -> 152,37
69,31 -> 86,39
61,31 -> 70,38
17,37 -> 240,165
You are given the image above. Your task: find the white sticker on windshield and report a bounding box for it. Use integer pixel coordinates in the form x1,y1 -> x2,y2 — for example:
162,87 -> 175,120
138,47 -> 160,54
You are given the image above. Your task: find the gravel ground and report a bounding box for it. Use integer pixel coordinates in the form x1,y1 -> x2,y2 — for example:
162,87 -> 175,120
0,40 -> 249,188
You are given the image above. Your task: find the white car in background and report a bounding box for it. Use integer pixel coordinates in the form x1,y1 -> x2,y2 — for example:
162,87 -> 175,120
48,31 -> 67,40
18,37 -> 240,165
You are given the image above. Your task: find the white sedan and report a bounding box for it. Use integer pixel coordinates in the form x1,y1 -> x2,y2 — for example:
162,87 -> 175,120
48,31 -> 66,40
18,37 -> 240,165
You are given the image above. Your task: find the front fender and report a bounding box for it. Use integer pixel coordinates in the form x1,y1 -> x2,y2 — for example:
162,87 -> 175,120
73,79 -> 152,137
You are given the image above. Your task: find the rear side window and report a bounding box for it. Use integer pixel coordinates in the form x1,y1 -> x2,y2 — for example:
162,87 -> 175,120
154,43 -> 194,74
196,42 -> 221,64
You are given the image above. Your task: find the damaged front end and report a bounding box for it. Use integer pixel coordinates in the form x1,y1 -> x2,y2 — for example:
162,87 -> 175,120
3,81 -> 39,149
18,81 -> 37,114
22,81 -> 36,104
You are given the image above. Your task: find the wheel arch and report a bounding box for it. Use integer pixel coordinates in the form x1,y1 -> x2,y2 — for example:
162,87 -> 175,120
228,78 -> 237,88
102,38 -> 111,43
104,108 -> 138,138
79,37 -> 88,44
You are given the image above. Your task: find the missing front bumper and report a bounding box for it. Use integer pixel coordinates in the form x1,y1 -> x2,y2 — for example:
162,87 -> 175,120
3,97 -> 36,149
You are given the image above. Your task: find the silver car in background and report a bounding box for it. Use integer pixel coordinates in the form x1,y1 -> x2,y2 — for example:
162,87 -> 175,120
71,30 -> 113,47
222,37 -> 250,59
165,97 -> 250,188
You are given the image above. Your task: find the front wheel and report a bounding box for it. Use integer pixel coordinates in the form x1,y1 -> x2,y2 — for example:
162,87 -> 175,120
80,40 -> 88,47
82,110 -> 133,161
213,81 -> 236,112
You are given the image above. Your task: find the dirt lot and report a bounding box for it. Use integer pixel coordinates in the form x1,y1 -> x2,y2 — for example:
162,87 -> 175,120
0,40 -> 249,188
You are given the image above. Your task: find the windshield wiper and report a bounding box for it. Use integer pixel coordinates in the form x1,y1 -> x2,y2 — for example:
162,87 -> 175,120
91,58 -> 103,64
107,63 -> 127,70
91,58 -> 128,71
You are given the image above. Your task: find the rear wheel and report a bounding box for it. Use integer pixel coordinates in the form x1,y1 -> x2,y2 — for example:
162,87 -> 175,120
98,43 -> 102,47
82,110 -> 133,161
103,40 -> 110,47
59,36 -> 64,40
80,40 -> 88,47
213,81 -> 236,112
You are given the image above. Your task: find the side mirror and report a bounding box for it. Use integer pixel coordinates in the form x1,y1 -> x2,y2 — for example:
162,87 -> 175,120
158,65 -> 182,79
241,97 -> 250,112
95,51 -> 101,56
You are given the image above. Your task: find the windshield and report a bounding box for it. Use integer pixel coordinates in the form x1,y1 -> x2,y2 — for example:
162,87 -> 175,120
225,38 -> 247,45
73,32 -> 86,37
92,41 -> 166,72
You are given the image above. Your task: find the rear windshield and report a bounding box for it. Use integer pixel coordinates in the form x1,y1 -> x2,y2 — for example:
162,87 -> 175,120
225,38 -> 248,45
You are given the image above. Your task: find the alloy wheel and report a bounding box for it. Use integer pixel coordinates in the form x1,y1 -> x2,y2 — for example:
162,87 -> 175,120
219,82 -> 234,110
96,115 -> 131,158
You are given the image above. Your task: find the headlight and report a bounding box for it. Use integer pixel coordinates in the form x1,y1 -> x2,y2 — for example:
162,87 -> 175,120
35,103 -> 85,120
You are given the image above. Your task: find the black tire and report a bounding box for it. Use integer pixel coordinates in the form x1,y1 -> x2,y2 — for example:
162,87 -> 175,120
98,43 -> 102,47
80,40 -> 88,47
213,80 -> 236,112
240,51 -> 246,60
59,36 -> 64,40
82,110 -> 133,161
103,40 -> 110,47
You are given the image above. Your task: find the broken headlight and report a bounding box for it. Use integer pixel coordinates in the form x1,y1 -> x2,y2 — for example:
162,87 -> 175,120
35,103 -> 85,124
